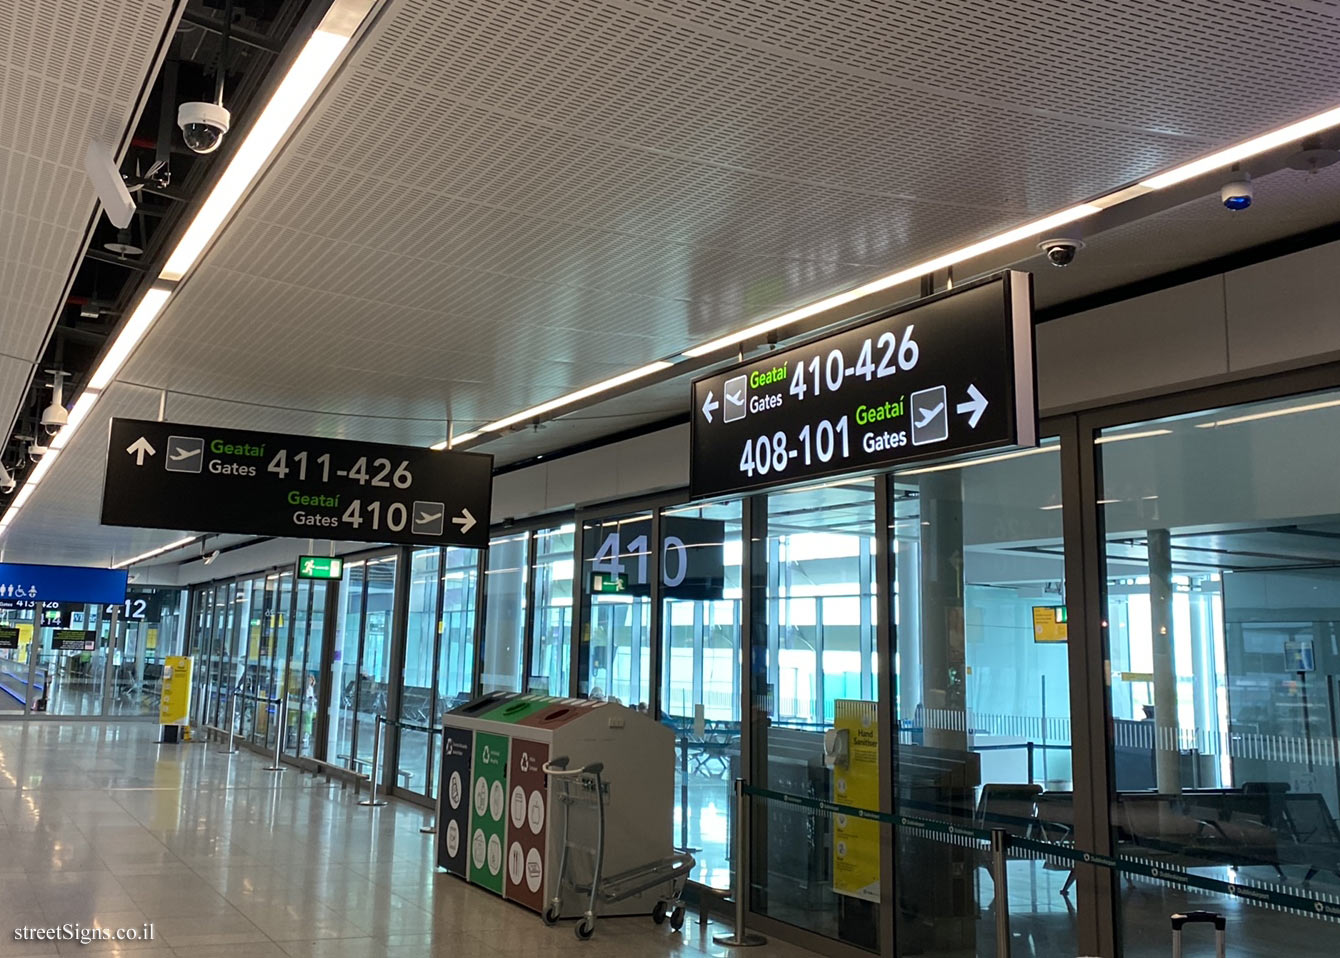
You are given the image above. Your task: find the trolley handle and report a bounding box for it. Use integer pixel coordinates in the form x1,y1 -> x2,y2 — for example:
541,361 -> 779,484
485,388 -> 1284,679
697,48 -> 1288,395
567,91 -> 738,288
542,757 -> 604,777
1171,911 -> 1225,931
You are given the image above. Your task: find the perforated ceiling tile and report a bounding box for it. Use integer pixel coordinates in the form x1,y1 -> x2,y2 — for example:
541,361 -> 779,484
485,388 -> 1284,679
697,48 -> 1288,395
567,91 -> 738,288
1031,165 -> 1340,309
0,0 -> 175,429
42,0 -> 1340,557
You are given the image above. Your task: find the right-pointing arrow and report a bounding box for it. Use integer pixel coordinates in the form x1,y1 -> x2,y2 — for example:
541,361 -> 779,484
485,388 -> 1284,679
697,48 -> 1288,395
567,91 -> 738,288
701,390 -> 719,424
956,384 -> 988,428
126,436 -> 156,466
451,508 -> 476,534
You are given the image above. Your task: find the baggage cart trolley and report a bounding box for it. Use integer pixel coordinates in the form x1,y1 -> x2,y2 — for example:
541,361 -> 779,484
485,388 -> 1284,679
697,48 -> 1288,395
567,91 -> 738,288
541,756 -> 696,940
1171,911 -> 1226,958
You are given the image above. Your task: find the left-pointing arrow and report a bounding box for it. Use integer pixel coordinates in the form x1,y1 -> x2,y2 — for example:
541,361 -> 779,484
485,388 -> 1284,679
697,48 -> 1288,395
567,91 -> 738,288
126,437 -> 156,466
702,390 -> 719,423
451,508 -> 476,534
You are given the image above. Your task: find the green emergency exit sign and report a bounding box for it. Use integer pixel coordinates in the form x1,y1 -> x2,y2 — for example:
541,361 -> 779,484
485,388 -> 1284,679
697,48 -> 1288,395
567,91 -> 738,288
296,556 -> 344,580
592,572 -> 628,594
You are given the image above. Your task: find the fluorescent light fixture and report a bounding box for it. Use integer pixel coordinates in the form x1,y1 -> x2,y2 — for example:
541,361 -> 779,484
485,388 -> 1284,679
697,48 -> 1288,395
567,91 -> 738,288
1141,104 -> 1340,190
49,391 -> 100,451
1194,397 -> 1340,429
87,287 -> 171,390
1039,503 -> 1064,511
447,431 -> 481,448
895,444 -> 1058,476
25,449 -> 60,486
11,485 -> 35,509
112,536 -> 199,570
683,205 -> 1100,357
1094,428 -> 1173,444
477,361 -> 674,434
161,29 -> 351,281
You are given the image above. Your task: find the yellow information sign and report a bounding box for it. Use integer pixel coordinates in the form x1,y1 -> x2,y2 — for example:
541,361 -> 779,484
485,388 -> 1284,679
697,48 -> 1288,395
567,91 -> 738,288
159,656 -> 193,726
832,699 -> 880,902
1032,605 -> 1068,643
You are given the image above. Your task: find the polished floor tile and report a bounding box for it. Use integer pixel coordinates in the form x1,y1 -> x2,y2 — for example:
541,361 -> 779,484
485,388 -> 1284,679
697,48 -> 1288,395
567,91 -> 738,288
0,723 -> 817,958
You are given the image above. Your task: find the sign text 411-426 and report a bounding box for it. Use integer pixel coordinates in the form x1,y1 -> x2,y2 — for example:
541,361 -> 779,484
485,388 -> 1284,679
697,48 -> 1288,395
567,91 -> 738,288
102,420 -> 493,548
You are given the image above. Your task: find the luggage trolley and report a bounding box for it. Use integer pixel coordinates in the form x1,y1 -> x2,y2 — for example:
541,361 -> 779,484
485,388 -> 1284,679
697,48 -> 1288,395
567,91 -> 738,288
1171,911 -> 1226,958
542,756 -> 695,940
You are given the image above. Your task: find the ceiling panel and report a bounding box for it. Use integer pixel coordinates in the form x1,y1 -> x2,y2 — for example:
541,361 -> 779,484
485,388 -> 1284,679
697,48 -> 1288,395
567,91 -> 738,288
1031,164 -> 1340,308
120,0 -> 1340,434
0,1 -> 177,414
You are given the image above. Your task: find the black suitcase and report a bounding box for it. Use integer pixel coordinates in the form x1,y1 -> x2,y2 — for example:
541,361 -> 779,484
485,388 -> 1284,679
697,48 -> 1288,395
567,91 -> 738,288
1171,911 -> 1226,958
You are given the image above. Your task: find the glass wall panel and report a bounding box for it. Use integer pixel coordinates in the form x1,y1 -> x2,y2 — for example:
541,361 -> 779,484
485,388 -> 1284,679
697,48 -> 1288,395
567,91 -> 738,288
891,440 -> 1076,958
661,500 -> 741,889
482,532 -> 529,693
399,548 -> 440,797
438,546 -> 478,713
356,555 -> 398,779
286,579 -> 328,757
1099,395 -> 1340,956
580,513 -> 653,707
530,524 -> 574,695
754,480 -> 880,950
329,561 -> 365,766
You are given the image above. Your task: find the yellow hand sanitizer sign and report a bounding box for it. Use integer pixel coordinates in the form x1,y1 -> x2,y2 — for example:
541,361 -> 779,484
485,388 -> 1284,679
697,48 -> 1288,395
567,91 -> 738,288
159,656 -> 193,726
832,699 -> 880,902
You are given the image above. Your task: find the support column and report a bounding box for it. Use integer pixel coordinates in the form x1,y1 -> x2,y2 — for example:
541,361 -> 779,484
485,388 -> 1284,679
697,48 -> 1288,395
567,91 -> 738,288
918,472 -> 967,752
1147,529 -> 1181,794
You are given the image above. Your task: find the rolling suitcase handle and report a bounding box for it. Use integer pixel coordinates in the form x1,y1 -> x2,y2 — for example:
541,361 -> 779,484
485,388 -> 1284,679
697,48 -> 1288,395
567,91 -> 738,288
1171,911 -> 1226,958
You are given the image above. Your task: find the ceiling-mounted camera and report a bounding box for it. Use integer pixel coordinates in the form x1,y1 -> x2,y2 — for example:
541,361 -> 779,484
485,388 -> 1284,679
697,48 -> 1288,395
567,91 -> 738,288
1220,176 -> 1253,211
178,100 -> 231,154
40,371 -> 69,436
1038,236 -> 1084,268
28,440 -> 48,462
0,463 -> 14,495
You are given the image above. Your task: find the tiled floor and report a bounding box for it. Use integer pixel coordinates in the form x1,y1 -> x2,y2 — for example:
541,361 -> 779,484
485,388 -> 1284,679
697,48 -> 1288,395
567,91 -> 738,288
0,722 -> 820,958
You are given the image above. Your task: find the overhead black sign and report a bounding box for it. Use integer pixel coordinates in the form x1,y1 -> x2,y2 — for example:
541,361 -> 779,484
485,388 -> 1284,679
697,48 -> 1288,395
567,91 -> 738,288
49,629 -> 95,652
0,627 -> 18,650
102,419 -> 493,549
690,272 -> 1036,498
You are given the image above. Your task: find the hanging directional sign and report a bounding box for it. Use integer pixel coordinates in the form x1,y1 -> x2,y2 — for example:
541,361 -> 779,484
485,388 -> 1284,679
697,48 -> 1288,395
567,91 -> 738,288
102,419 -> 493,549
690,272 -> 1036,499
0,562 -> 127,605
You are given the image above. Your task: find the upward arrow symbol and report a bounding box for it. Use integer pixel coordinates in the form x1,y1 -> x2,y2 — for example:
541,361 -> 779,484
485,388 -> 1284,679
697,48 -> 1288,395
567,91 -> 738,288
126,437 -> 156,466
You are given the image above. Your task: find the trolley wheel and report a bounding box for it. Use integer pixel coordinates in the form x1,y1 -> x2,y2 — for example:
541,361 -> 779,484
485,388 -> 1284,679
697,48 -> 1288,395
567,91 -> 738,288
669,905 -> 686,931
652,900 -> 668,925
542,904 -> 560,927
575,917 -> 596,940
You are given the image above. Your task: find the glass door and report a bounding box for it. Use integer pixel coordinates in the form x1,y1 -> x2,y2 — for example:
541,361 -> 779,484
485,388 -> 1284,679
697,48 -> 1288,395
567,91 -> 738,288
530,524 -> 574,695
329,560 -> 366,766
398,548 -> 440,798
356,555 -> 397,780
580,512 -> 653,707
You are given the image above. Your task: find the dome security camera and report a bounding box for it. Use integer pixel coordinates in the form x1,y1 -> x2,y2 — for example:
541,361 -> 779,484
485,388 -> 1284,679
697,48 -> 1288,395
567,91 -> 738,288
1221,176 -> 1253,211
178,101 -> 231,154
39,371 -> 69,436
28,441 -> 48,462
1038,236 -> 1085,268
0,463 -> 14,495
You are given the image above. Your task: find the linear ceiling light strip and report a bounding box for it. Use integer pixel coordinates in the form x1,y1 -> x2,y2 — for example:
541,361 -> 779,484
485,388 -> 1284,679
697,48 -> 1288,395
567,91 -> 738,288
0,1 -> 376,544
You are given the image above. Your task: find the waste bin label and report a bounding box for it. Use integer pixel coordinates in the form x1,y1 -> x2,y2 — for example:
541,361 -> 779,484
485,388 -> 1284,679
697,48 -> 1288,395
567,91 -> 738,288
468,732 -> 509,894
437,729 -> 474,877
504,738 -> 549,912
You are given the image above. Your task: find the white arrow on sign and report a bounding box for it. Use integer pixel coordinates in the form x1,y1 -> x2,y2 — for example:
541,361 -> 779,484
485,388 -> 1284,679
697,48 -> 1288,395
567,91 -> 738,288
956,384 -> 989,429
451,508 -> 476,534
701,390 -> 719,423
126,436 -> 156,465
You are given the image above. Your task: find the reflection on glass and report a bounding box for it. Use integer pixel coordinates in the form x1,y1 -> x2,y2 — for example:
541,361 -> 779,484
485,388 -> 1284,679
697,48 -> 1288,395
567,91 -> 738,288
357,556 -> 398,778
531,525 -> 574,695
482,532 -> 528,693
1100,395 -> 1340,955
661,500 -> 740,889
400,548 -> 440,797
755,479 -> 880,950
892,439 -> 1075,957
581,513 -> 652,707
329,561 -> 365,768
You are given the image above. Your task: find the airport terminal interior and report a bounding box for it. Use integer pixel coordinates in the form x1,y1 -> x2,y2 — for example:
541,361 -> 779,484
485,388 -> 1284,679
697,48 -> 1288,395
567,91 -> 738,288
7,2 -> 1340,957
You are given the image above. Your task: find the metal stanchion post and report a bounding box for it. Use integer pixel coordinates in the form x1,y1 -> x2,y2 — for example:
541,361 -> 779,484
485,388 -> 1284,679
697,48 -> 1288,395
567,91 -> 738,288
713,778 -> 766,947
263,697 -> 286,772
218,691 -> 238,754
421,726 -> 440,834
992,828 -> 1012,958
359,715 -> 388,807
